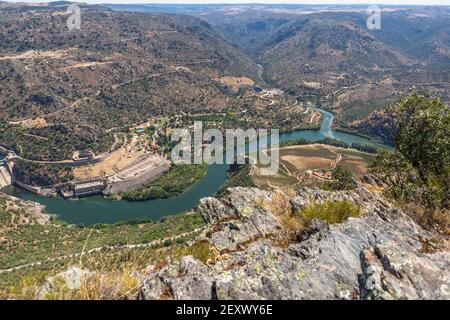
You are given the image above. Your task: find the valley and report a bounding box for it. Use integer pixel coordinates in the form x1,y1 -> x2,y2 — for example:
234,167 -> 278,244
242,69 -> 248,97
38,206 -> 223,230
185,4 -> 450,144
2,105 -> 386,225
0,2 -> 444,219
0,2 -> 448,301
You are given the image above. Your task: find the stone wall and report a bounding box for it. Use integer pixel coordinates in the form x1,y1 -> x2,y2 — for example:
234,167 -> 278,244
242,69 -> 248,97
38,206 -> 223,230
15,181 -> 41,194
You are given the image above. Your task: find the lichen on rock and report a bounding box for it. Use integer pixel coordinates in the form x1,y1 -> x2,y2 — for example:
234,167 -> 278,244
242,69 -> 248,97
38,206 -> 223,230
138,186 -> 450,300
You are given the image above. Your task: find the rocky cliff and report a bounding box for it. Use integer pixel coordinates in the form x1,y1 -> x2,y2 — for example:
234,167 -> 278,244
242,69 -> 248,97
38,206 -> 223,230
138,186 -> 450,300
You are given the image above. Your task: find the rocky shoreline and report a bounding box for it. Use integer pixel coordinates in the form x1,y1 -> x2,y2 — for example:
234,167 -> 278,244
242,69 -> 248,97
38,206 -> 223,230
0,192 -> 51,225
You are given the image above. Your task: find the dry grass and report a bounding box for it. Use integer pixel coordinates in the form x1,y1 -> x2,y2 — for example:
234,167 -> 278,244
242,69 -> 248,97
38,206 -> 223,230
271,213 -> 304,248
73,147 -> 146,180
35,267 -> 140,300
402,204 -> 450,236
4,235 -> 214,300
265,191 -> 292,217
264,190 -> 305,247
75,268 -> 140,300
8,229 -> 143,300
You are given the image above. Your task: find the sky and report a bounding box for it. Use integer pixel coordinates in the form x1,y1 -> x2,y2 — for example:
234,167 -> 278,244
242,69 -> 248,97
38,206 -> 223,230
6,0 -> 450,5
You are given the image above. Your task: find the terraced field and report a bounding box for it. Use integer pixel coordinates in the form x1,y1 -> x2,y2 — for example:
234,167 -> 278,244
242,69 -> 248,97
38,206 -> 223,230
252,144 -> 376,190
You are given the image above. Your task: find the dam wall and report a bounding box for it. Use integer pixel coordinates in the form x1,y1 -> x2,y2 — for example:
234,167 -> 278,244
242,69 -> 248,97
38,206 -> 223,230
11,152 -> 171,199
0,160 -> 15,189
104,159 -> 171,195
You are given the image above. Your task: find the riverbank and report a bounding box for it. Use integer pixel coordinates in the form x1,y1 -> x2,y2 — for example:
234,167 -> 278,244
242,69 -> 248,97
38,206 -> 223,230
1,107 -> 390,225
334,127 -> 388,145
120,164 -> 208,202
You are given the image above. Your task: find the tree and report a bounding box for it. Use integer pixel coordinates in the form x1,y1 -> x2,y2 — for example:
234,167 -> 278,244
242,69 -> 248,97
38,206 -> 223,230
371,150 -> 419,200
393,95 -> 450,182
371,95 -> 449,209
331,165 -> 356,190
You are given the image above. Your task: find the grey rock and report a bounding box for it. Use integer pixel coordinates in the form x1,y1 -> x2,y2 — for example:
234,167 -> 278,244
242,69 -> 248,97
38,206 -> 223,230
140,275 -> 168,300
38,266 -> 93,299
140,256 -> 214,300
140,187 -> 450,300
198,187 -> 280,252
297,219 -> 329,242
359,242 -> 450,300
198,197 -> 236,225
168,256 -> 215,300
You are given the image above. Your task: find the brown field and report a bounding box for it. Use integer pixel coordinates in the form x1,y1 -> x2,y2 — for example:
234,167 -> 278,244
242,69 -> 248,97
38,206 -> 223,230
73,147 -> 146,180
217,76 -> 255,89
281,155 -> 331,171
281,144 -> 375,175
252,144 -> 376,189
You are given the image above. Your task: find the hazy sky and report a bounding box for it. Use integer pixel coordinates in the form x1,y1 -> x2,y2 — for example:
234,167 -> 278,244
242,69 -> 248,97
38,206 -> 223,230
8,0 -> 450,5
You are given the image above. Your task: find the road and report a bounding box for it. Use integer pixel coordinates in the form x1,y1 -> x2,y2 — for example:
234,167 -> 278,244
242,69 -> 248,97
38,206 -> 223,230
10,67 -> 180,124
0,133 -> 121,165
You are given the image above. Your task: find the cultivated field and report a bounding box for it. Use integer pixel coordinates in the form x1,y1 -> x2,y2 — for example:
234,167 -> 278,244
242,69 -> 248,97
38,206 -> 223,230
252,144 -> 376,189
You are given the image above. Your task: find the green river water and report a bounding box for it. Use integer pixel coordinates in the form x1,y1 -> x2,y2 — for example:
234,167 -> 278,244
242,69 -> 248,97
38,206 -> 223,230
2,108 -> 387,225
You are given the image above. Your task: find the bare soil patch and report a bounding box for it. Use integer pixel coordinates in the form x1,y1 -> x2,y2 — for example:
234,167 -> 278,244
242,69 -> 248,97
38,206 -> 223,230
18,118 -> 48,129
0,49 -> 74,61
217,76 -> 255,89
73,147 -> 146,180
60,61 -> 113,71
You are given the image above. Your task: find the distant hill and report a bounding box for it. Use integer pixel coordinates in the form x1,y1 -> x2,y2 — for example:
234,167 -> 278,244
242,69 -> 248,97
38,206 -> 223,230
193,6 -> 450,143
0,3 -> 258,160
1,3 -> 449,150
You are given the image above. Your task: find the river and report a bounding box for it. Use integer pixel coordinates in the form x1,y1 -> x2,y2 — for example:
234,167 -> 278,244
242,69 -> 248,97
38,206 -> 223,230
2,108 -> 387,225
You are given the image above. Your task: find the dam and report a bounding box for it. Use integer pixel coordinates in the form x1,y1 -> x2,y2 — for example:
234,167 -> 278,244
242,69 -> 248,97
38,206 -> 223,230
0,158 -> 15,189
62,154 -> 171,198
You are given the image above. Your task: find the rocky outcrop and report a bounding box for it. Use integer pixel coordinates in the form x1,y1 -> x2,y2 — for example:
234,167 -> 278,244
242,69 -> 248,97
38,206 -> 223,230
38,266 -> 94,299
139,186 -> 450,300
359,242 -> 450,300
199,188 -> 280,252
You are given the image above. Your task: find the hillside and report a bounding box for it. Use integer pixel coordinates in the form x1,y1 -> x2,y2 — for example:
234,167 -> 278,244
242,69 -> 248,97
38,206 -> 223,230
258,18 -> 415,98
0,3 -> 258,161
195,6 -> 450,143
1,186 -> 449,300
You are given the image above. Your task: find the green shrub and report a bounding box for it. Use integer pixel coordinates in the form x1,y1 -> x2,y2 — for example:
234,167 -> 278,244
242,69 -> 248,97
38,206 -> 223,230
298,200 -> 361,225
374,95 -> 450,210
322,166 -> 356,191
